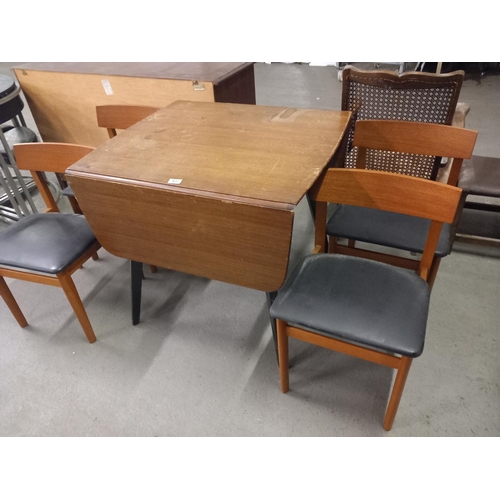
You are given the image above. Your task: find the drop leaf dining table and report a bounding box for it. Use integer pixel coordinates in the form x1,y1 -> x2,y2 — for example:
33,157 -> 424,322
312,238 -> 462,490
66,100 -> 351,348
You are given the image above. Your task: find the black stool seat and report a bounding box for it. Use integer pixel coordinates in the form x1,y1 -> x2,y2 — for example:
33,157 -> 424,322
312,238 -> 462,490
458,155 -> 500,197
0,75 -> 16,99
0,213 -> 97,274
0,127 -> 38,160
270,254 -> 430,357
326,205 -> 453,257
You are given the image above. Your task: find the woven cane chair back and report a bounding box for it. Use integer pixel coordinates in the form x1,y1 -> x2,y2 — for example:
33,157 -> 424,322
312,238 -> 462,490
341,67 -> 464,179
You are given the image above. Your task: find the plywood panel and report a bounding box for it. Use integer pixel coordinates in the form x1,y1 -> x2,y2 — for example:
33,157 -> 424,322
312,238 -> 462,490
14,69 -> 216,146
15,62 -> 252,82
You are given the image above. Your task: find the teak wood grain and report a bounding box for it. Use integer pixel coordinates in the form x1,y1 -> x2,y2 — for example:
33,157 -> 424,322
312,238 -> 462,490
13,63 -> 256,146
315,169 -> 462,223
353,120 -> 477,160
66,176 -> 294,291
96,105 -> 161,132
69,101 -> 351,206
67,101 -> 351,291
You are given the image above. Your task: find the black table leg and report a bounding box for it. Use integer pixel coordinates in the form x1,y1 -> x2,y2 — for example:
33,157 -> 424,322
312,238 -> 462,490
266,291 -> 279,364
131,260 -> 143,325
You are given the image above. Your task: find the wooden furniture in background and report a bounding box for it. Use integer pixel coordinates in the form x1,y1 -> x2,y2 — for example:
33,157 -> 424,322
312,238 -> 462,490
455,156 -> 500,247
0,143 -> 101,343
13,62 -> 256,147
66,101 -> 351,331
270,168 -> 463,430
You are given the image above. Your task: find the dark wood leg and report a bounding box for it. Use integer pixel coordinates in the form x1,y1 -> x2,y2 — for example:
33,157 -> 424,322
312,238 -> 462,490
266,290 -> 279,363
68,196 -> 83,215
427,257 -> 442,290
131,260 -> 143,326
306,191 -> 316,221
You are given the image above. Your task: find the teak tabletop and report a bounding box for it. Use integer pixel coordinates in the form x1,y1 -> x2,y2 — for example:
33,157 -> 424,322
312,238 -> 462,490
67,101 -> 351,291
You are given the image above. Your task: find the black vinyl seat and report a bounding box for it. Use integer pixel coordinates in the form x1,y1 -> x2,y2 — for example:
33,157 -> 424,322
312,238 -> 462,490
62,185 -> 74,197
270,253 -> 430,357
0,213 -> 97,274
327,205 -> 454,257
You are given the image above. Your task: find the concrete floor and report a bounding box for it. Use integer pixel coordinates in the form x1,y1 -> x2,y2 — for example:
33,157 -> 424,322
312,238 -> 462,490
0,62 -> 499,436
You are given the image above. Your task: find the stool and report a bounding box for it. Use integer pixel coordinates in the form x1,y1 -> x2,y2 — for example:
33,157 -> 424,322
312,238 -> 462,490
456,155 -> 500,245
0,74 -> 39,222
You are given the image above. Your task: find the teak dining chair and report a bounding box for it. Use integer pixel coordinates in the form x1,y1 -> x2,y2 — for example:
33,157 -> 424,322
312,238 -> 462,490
96,104 -> 160,138
325,120 -> 477,287
270,168 -> 464,430
0,143 -> 101,343
325,67 -> 474,288
62,104 -> 161,210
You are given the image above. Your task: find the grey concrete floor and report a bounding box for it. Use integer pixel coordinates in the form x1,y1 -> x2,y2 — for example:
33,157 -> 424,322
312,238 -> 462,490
0,62 -> 499,436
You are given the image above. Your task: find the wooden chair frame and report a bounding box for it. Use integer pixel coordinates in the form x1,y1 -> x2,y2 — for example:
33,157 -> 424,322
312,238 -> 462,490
277,168 -> 464,430
0,143 -> 101,343
327,120 -> 478,288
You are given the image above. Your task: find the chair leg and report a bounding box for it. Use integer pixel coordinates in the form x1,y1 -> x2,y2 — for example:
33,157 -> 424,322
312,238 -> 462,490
149,265 -> 158,273
58,273 -> 96,343
0,276 -> 28,327
383,356 -> 413,431
91,252 -> 99,261
348,239 -> 356,248
328,236 -> 338,254
427,257 -> 441,290
277,319 -> 289,393
68,196 -> 83,215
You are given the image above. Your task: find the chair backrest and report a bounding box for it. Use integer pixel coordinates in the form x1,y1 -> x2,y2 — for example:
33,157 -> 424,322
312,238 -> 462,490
353,120 -> 478,186
13,143 -> 95,213
315,169 -> 462,281
341,66 -> 465,180
314,120 -> 478,280
96,105 -> 160,138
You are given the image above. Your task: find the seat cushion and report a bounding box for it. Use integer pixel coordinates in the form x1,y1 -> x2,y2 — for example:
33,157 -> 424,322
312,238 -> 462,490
0,75 -> 16,99
62,185 -> 74,197
456,207 -> 500,239
270,254 -> 430,357
0,213 -> 97,274
326,205 -> 453,257
458,156 -> 500,198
